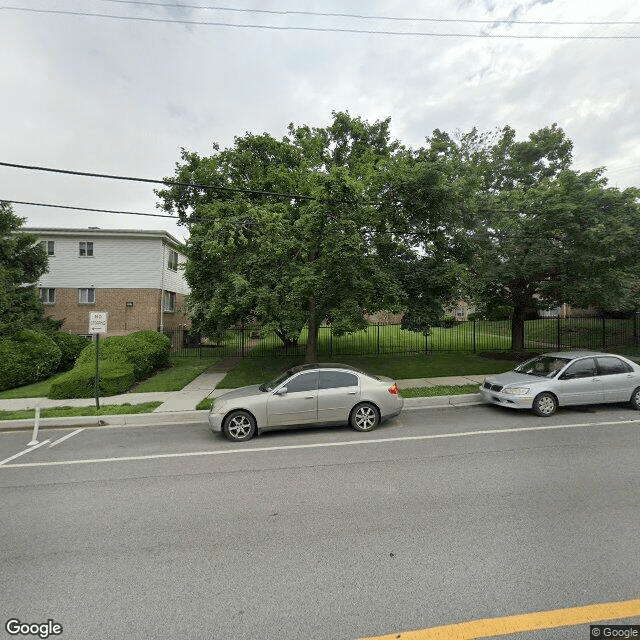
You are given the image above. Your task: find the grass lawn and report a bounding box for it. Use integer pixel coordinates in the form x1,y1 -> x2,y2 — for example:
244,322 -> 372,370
132,355 -> 222,393
0,356 -> 223,400
0,373 -> 66,400
400,384 -> 480,398
0,402 -> 163,422
216,353 -> 520,388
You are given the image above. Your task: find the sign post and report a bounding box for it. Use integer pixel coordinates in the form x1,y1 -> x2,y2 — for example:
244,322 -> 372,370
89,312 -> 108,410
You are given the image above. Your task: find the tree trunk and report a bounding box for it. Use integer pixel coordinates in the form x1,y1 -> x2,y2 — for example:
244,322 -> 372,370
304,297 -> 320,363
275,329 -> 299,349
511,307 -> 526,352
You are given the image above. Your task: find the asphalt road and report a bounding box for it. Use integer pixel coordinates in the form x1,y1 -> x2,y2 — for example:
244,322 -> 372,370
1,403 -> 639,640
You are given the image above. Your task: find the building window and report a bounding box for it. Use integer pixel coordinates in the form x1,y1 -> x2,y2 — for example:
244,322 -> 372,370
163,290 -> 176,312
168,250 -> 179,271
39,288 -> 56,304
79,288 -> 95,304
79,241 -> 94,257
40,241 -> 55,256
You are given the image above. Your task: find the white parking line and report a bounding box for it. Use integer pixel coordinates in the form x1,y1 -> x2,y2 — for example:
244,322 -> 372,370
49,428 -> 84,448
0,418 -> 638,469
0,439 -> 51,466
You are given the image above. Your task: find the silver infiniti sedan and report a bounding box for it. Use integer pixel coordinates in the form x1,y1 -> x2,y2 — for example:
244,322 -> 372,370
209,363 -> 404,441
480,351 -> 640,417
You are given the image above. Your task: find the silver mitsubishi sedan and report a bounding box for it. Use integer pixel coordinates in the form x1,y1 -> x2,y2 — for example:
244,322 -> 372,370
209,363 -> 404,441
480,351 -> 640,417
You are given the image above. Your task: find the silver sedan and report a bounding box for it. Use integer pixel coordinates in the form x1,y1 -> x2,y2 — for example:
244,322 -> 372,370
209,363 -> 404,441
480,351 -> 640,417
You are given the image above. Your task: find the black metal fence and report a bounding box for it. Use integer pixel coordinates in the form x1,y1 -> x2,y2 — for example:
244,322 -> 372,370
165,315 -> 640,358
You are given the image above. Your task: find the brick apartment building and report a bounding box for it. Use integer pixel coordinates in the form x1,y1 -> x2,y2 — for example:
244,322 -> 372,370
26,227 -> 191,337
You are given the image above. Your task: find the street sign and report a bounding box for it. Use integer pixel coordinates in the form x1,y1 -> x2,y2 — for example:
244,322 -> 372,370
89,312 -> 108,334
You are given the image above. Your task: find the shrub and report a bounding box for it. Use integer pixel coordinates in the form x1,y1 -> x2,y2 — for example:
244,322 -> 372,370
0,330 -> 62,391
50,332 -> 92,372
49,331 -> 171,398
49,361 -> 136,399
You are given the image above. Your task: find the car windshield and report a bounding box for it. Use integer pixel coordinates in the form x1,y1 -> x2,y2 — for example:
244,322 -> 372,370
259,369 -> 295,392
514,356 -> 571,378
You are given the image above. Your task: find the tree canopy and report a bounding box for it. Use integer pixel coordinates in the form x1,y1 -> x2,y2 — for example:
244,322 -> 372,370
158,116 -> 640,357
0,201 -> 52,337
157,112 -> 450,361
446,124 -> 640,349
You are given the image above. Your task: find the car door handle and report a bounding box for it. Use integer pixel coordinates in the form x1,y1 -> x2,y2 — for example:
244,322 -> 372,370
347,391 -> 357,395
305,395 -> 314,399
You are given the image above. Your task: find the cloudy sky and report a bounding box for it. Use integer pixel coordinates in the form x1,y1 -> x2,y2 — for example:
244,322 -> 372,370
1,0 -> 639,242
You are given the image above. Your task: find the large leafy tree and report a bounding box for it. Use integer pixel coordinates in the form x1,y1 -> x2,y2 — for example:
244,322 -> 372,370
0,201 -> 51,336
157,113 -> 416,362
447,125 -> 640,350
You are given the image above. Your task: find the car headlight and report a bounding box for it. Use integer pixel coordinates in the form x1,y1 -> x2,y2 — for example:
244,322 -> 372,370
503,387 -> 530,395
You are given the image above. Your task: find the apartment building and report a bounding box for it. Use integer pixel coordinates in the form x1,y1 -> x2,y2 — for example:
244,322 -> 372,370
26,227 -> 190,337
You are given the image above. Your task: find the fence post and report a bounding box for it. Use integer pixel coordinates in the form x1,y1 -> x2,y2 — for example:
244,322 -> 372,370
602,316 -> 606,351
241,324 -> 245,358
557,316 -> 561,351
472,318 -> 476,354
425,331 -> 428,355
330,326 -> 333,357
377,323 -> 380,355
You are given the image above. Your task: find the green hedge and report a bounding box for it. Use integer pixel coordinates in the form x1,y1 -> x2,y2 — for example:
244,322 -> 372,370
50,332 -> 92,372
49,331 -> 170,399
0,330 -> 62,391
48,361 -> 136,399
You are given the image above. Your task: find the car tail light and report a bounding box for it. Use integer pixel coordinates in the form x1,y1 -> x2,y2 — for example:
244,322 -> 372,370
388,383 -> 399,395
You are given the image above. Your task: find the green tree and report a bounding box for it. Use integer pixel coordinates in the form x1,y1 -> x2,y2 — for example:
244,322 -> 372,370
157,113 -> 411,362
0,201 -> 51,337
451,125 -> 640,350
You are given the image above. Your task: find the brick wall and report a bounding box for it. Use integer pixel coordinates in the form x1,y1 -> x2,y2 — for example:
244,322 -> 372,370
43,288 -> 190,336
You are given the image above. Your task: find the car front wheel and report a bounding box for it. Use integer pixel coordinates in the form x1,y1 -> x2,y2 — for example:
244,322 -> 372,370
223,410 -> 257,442
630,387 -> 640,410
350,402 -> 380,432
532,392 -> 558,417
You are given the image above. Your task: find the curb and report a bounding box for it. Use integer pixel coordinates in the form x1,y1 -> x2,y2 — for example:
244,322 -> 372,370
0,395 -> 484,431
0,410 -> 210,432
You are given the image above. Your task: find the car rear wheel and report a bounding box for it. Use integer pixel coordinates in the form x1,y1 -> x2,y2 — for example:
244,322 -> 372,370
630,387 -> 640,410
532,392 -> 558,417
223,410 -> 257,442
349,402 -> 380,432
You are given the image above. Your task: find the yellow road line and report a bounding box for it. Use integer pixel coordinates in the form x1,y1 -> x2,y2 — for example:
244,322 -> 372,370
360,598 -> 640,639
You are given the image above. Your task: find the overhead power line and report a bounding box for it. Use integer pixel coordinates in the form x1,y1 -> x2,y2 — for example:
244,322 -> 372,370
3,199 -> 179,220
0,161 -> 315,201
95,1 -> 640,26
1,6 -> 639,39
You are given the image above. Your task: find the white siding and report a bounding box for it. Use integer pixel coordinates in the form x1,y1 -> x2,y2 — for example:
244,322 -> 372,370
161,244 -> 190,295
35,233 -> 189,293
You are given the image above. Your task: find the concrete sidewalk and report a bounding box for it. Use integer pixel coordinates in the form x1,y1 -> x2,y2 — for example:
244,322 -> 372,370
0,373 -> 487,413
0,360 -> 490,431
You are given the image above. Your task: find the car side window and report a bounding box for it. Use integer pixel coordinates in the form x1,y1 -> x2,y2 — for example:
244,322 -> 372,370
562,358 -> 597,379
319,371 -> 359,390
283,371 -> 319,393
597,357 -> 632,375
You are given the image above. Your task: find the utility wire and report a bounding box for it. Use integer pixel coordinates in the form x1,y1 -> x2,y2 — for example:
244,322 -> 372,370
95,0 -> 640,27
1,7 -> 639,39
3,199 -> 179,220
0,161 -> 316,201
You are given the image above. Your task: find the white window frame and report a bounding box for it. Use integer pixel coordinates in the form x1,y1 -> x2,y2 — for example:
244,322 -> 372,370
163,290 -> 176,312
41,240 -> 55,256
168,250 -> 179,271
79,288 -> 95,304
79,241 -> 94,257
39,288 -> 56,304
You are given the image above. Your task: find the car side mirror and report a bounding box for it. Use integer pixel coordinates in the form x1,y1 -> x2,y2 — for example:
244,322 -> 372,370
559,373 -> 574,380
274,387 -> 287,396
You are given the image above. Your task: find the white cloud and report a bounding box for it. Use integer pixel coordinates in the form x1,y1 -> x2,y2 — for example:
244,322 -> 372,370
1,0 -> 639,242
